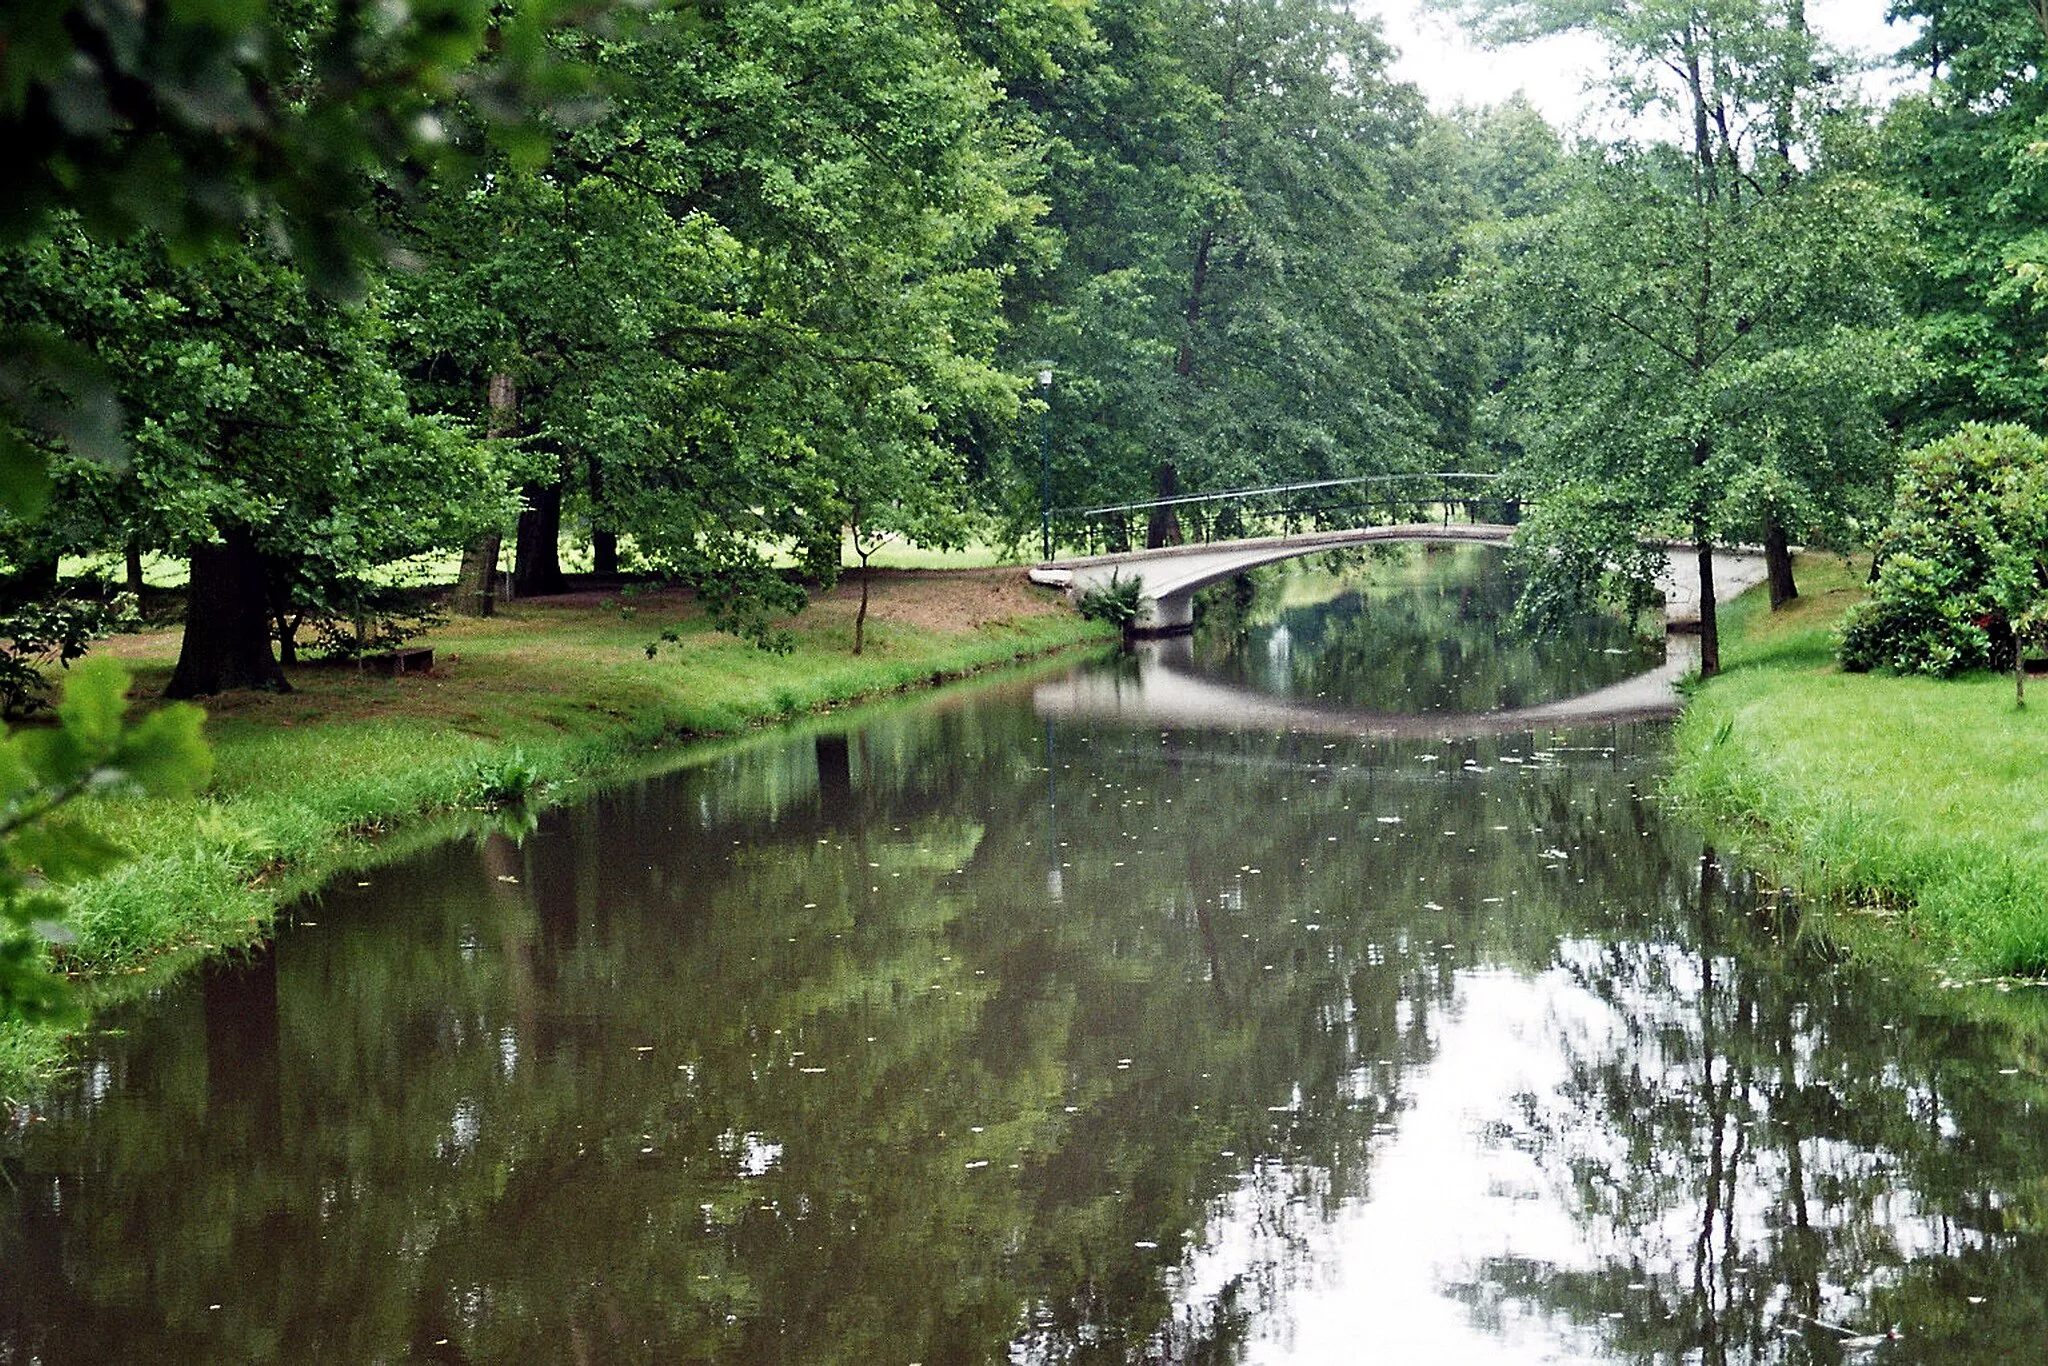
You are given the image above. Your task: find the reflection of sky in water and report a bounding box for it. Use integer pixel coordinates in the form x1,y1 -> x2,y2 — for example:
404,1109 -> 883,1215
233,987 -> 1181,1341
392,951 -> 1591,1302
1190,545 -> 1661,714
1168,969 -> 1605,1363
7,549 -> 2048,1365
1160,937 -> 1998,1363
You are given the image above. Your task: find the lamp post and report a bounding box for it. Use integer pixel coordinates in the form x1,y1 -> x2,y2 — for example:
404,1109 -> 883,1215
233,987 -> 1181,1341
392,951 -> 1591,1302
1035,365 -> 1053,562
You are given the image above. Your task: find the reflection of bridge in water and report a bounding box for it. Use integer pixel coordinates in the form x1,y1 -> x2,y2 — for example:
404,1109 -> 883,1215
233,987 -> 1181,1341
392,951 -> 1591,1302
1030,523 -> 1767,636
1034,633 -> 1707,738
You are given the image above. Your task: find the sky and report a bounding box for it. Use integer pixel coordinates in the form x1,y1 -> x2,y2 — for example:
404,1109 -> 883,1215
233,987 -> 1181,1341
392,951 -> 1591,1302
1353,0 -> 1924,132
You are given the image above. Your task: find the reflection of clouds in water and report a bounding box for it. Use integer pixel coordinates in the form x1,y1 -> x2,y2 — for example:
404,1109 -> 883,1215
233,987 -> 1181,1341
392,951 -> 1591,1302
1162,968 -> 1612,1363
718,1129 -> 783,1179
1159,926 -> 2013,1361
1266,623 -> 1292,668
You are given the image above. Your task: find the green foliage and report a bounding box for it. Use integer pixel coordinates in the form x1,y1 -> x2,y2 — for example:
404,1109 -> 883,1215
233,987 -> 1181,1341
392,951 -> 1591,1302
2,225 -> 516,692
0,659 -> 210,1022
1880,0 -> 2048,439
0,0 -> 581,514
0,594 -> 137,718
390,0 -> 1033,642
1839,423 -> 2048,676
1505,485 -> 1668,628
990,0 -> 1469,538
1075,573 -> 1144,627
465,750 -> 545,807
1450,0 -> 1912,664
292,586 -> 446,664
1674,554 -> 2048,976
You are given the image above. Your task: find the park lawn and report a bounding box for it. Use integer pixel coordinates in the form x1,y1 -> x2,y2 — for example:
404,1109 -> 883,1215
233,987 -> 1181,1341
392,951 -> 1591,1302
0,570 -> 1108,1092
1669,552 -> 2048,976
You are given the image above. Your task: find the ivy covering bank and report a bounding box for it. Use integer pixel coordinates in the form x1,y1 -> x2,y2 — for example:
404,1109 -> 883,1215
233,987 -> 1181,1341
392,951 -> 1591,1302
0,581 -> 1109,1092
1669,555 -> 2048,977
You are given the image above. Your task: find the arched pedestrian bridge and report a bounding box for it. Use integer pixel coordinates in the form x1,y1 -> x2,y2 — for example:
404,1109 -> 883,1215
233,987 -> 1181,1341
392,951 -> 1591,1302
1028,523 -> 1765,635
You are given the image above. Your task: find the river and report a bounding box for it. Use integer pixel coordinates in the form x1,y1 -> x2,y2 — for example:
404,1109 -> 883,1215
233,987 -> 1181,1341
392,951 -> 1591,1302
5,544 -> 2046,1363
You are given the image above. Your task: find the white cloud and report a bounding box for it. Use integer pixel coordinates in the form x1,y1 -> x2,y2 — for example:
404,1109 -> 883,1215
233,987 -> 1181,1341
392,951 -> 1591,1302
1354,0 -> 1926,131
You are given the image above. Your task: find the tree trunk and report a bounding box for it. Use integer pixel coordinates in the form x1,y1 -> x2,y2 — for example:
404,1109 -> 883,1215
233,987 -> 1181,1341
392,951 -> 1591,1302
202,946 -> 281,1151
453,372 -> 518,617
853,560 -> 871,656
1763,512 -> 1797,608
455,535 -> 502,616
815,734 -> 854,822
1153,212 -> 1211,552
513,476 -> 567,598
1696,534 -> 1720,679
589,456 -> 619,578
167,525 -> 290,697
1146,462 -> 1184,549
124,537 -> 145,597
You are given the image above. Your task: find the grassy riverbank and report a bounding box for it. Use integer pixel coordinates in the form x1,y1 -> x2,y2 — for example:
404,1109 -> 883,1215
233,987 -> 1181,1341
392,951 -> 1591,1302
1669,554 -> 2048,976
1,570 -> 1109,1092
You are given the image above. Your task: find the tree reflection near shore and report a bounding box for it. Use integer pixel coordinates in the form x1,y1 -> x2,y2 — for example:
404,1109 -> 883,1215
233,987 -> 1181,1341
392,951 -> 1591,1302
4,566 -> 2047,1362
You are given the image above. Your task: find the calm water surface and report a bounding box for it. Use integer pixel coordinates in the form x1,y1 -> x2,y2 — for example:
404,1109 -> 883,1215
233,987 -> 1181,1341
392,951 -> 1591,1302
5,547 -> 2047,1363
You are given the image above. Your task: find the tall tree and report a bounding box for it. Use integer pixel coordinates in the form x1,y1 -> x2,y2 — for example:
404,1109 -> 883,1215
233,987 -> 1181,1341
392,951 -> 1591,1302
996,0 -> 1469,549
0,0 -> 574,516
392,0 -> 1040,637
1,226 -> 509,695
1446,0 -> 1910,673
1880,0 -> 2048,442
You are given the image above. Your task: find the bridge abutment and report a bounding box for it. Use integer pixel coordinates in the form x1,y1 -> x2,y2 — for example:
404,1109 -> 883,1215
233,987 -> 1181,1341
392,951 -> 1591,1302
1129,592 -> 1195,636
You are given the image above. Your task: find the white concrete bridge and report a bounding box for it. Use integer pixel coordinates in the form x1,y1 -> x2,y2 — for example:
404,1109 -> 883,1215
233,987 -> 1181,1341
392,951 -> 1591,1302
1027,523 -> 1766,635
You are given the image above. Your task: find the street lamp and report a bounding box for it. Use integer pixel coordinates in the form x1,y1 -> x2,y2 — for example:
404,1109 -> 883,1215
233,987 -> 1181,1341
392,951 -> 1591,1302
1035,364 -> 1054,562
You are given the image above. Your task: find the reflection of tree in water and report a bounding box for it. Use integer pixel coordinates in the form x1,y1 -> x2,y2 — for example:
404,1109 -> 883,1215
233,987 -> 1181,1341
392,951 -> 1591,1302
1191,544 -> 1658,713
1444,852 -> 2048,1364
8,655 -> 2047,1360
0,694 -> 1686,1364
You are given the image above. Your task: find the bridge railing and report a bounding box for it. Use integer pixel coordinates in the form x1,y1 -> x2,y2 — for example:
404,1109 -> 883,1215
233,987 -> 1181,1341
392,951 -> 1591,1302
1046,472 -> 1518,558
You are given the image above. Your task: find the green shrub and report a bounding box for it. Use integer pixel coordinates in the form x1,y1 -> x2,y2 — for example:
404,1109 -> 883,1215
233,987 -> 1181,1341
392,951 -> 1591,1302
0,595 -> 139,718
1839,423 -> 2048,676
1075,573 -> 1143,627
465,750 -> 545,807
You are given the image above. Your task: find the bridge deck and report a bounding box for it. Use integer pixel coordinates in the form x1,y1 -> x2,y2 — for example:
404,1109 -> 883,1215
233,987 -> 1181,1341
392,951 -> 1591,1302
1030,523 -> 1767,635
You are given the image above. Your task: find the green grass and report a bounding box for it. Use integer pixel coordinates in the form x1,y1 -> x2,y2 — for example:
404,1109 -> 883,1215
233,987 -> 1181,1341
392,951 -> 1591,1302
0,572 -> 1108,1094
1669,553 -> 2048,976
